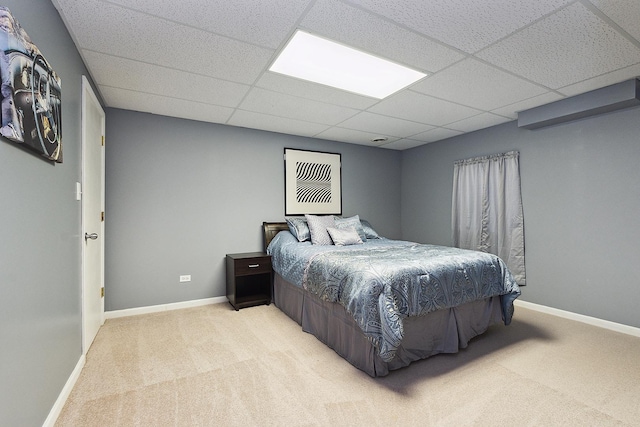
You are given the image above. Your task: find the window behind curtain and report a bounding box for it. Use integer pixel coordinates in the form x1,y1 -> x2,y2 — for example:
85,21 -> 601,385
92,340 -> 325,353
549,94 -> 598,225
452,151 -> 526,285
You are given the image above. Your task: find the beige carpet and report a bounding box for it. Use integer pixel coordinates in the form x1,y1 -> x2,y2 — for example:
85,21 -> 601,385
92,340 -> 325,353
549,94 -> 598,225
56,303 -> 640,426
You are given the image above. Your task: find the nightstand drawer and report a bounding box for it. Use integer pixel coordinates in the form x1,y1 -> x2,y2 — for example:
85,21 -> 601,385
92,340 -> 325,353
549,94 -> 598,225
234,257 -> 271,275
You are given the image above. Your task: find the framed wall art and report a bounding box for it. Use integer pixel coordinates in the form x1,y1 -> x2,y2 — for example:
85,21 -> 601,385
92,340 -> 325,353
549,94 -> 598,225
284,148 -> 342,215
0,6 -> 63,162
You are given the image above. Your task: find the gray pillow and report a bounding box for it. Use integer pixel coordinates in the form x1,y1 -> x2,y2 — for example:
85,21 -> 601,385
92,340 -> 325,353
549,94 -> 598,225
286,216 -> 310,242
327,226 -> 363,246
334,214 -> 367,242
360,219 -> 381,239
305,214 -> 335,245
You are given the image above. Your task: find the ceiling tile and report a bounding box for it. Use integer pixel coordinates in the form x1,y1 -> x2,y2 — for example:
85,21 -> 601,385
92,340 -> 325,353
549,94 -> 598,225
477,2 -> 640,89
446,113 -> 512,133
348,0 -> 572,53
228,110 -> 330,138
315,127 -> 399,147
83,51 -> 249,108
105,0 -> 312,48
55,0 -> 273,84
255,72 -> 379,110
239,88 -> 360,125
557,63 -> 640,97
590,0 -> 640,41
490,92 -> 565,118
369,91 -> 482,126
410,127 -> 464,143
100,87 -> 234,124
411,58 -> 548,110
301,0 -> 464,73
338,112 -> 434,138
378,138 -> 431,150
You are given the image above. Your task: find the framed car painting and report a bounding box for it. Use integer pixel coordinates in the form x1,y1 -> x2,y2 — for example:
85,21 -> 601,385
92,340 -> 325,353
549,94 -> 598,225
0,6 -> 63,162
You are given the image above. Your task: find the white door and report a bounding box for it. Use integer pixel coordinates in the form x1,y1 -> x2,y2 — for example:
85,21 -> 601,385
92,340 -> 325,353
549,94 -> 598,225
82,76 -> 105,354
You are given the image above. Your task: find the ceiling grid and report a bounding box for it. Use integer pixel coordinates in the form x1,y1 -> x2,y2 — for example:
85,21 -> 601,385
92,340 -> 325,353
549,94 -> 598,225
51,0 -> 640,150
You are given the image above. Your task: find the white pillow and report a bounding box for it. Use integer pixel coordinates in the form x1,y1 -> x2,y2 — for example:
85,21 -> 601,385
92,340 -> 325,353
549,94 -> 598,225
327,226 -> 363,246
305,214 -> 336,245
334,214 -> 367,242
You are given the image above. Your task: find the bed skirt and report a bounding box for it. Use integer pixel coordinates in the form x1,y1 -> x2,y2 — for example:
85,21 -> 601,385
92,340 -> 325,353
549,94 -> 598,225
273,272 -> 503,377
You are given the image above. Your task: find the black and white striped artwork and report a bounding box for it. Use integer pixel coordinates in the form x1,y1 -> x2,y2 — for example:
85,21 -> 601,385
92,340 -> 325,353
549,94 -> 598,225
296,161 -> 332,204
284,148 -> 341,215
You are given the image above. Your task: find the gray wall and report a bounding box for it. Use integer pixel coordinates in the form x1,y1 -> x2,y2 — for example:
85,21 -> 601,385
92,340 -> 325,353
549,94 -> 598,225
401,105 -> 640,328
104,109 -> 401,311
0,1 -> 95,425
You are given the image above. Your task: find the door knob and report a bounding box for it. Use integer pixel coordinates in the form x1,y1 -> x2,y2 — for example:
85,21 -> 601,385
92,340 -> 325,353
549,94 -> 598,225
85,232 -> 98,241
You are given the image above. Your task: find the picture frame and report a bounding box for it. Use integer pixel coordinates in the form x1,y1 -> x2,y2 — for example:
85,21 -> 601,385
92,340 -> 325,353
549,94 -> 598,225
284,148 -> 342,215
0,6 -> 63,162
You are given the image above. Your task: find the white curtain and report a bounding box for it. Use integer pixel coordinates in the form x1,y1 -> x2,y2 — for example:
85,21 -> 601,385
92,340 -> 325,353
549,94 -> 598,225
452,151 -> 526,285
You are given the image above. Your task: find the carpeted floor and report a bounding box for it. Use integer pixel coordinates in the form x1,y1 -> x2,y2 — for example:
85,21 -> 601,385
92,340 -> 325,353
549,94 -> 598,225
56,303 -> 640,426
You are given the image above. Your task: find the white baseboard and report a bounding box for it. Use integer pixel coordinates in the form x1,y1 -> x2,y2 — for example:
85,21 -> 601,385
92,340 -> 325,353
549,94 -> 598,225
104,296 -> 227,319
515,299 -> 640,338
43,354 -> 86,427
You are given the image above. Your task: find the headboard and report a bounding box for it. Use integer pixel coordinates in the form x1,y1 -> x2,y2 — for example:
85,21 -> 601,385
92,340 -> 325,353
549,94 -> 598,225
263,222 -> 289,252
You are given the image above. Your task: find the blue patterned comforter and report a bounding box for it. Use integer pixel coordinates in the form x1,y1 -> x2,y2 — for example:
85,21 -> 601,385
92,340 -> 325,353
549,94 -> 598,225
268,231 -> 521,362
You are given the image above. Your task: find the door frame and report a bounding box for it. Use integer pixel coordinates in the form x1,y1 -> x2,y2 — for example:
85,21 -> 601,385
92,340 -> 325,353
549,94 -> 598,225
81,75 -> 105,354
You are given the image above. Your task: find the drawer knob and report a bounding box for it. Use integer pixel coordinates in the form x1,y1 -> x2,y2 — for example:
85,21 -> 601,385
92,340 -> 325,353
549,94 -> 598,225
248,264 -> 259,268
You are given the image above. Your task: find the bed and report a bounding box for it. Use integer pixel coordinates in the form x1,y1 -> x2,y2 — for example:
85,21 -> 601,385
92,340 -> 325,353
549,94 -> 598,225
263,217 -> 521,377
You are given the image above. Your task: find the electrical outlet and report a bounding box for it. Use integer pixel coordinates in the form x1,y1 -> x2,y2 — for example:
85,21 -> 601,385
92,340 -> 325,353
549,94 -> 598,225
179,275 -> 191,283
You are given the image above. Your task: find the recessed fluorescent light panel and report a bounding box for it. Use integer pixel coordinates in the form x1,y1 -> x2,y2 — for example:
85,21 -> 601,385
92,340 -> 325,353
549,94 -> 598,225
269,30 -> 427,99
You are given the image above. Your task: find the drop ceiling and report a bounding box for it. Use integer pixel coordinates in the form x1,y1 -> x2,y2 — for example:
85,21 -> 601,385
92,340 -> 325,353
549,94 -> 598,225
51,0 -> 640,150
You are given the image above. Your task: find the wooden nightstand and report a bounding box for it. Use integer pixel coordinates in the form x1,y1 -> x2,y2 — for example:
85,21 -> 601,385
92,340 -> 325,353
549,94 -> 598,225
226,252 -> 272,310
